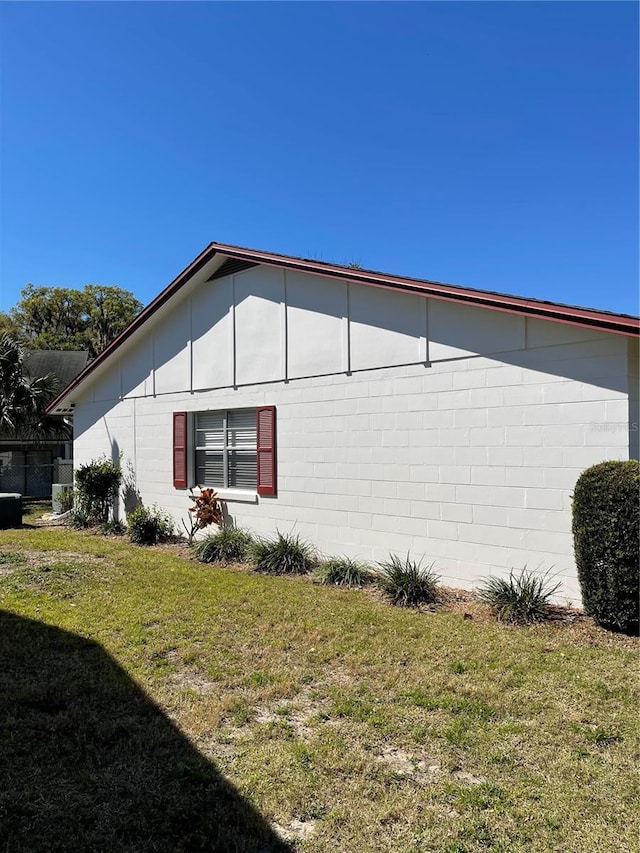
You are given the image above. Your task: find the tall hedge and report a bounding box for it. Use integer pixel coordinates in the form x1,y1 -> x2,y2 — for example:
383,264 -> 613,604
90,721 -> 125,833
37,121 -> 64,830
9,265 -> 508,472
572,460 -> 639,634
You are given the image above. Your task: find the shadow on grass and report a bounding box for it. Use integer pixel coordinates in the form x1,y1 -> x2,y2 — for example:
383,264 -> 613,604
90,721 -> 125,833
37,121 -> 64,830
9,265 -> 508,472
0,611 -> 291,853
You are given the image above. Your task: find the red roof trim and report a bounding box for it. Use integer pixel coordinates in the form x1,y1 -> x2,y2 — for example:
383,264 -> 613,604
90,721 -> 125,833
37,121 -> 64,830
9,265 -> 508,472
46,241 -> 639,413
46,244 -> 218,412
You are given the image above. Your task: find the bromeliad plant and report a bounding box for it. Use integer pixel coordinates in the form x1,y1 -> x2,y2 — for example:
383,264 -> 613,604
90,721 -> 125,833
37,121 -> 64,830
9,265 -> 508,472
183,487 -> 225,544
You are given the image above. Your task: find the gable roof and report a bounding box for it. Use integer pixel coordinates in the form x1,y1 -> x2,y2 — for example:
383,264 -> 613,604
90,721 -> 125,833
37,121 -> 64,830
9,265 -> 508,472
24,350 -> 90,394
1,349 -> 89,443
46,241 -> 639,415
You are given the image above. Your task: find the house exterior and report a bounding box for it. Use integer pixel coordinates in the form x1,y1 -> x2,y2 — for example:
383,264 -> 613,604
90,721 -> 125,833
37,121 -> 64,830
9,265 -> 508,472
0,350 -> 89,497
47,243 -> 639,604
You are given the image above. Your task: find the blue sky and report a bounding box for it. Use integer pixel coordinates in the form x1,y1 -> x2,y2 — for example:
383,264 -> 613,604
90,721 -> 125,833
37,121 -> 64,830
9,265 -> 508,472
0,1 -> 637,315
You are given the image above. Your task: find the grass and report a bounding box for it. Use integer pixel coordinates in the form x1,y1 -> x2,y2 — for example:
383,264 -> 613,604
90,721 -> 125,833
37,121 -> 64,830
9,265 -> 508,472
1,527 -> 638,852
20,500 -> 52,524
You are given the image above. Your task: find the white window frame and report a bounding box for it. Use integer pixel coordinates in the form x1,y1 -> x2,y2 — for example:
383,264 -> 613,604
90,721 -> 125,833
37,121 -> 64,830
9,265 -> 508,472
193,409 -> 258,501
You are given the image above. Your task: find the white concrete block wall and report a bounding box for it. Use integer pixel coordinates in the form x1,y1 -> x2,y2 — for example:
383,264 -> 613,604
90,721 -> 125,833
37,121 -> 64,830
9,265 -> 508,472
73,321 -> 633,607
68,260 -> 637,606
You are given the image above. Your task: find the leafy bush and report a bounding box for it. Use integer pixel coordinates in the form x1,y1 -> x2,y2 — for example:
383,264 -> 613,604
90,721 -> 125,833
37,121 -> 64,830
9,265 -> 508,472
99,519 -> 126,536
56,487 -> 75,514
376,553 -> 440,607
192,527 -> 254,565
316,557 -> 373,587
127,505 -> 174,546
75,457 -> 122,524
475,568 -> 561,625
250,531 -> 317,575
572,460 -> 639,634
69,509 -> 91,529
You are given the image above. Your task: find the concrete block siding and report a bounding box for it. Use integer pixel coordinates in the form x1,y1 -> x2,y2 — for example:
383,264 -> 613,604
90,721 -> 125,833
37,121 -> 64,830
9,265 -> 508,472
74,302 -> 634,606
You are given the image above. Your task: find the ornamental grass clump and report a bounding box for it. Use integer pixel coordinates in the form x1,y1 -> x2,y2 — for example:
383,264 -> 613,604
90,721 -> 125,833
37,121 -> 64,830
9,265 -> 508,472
475,568 -> 561,625
376,553 -> 440,607
250,531 -> 317,575
316,556 -> 374,588
192,527 -> 254,565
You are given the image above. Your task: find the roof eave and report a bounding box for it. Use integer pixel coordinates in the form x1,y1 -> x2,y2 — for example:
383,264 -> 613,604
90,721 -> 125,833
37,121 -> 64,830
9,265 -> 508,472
46,241 -> 640,414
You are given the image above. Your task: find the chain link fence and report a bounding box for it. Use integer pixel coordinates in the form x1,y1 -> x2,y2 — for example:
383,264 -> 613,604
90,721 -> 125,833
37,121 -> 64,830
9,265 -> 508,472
0,459 -> 73,499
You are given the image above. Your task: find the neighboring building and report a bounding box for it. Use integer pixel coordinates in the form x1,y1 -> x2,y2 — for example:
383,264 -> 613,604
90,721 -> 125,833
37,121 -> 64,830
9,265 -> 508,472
1,350 -> 89,497
47,243 -> 639,603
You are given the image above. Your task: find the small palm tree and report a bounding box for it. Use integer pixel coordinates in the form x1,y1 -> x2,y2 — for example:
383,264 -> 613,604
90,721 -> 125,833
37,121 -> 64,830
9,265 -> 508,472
0,333 -> 59,440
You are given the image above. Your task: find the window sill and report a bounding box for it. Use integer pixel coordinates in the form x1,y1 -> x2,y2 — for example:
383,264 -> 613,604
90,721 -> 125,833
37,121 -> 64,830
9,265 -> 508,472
211,488 -> 258,504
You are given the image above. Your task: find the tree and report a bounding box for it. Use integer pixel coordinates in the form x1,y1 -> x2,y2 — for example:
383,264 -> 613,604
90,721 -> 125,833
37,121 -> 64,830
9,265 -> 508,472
0,312 -> 20,340
83,285 -> 143,355
0,333 -> 59,440
8,284 -> 143,358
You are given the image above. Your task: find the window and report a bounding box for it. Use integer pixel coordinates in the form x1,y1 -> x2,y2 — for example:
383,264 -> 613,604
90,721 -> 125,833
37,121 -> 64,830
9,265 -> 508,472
195,410 -> 256,490
173,407 -> 277,495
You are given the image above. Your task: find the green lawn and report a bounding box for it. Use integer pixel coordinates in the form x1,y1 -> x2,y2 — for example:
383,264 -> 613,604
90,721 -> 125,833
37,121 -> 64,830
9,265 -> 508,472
1,527 -> 637,852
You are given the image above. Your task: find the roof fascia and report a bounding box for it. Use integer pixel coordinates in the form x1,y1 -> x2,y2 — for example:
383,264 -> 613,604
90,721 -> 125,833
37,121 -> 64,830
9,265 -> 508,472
47,242 -> 639,414
46,244 -> 222,413
209,243 -> 640,337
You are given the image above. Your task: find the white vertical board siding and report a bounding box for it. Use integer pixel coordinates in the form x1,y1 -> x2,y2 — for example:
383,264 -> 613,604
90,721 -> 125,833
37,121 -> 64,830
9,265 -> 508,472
122,335 -> 153,399
429,300 -> 526,361
349,283 -> 426,371
191,277 -> 234,391
525,317 -> 606,347
234,265 -> 285,385
286,270 -> 347,378
153,301 -> 190,395
91,362 -> 121,403
70,262 -> 635,606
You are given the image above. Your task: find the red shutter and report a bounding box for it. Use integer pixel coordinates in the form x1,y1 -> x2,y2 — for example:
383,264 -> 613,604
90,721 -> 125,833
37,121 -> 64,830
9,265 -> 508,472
256,406 -> 277,496
173,411 -> 188,488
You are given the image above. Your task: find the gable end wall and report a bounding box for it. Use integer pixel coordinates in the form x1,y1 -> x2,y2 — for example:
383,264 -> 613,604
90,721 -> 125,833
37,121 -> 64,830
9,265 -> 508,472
71,267 -> 635,605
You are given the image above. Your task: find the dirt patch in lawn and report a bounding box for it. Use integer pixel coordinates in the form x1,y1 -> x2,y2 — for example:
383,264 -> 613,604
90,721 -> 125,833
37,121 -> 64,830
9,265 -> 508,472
0,548 -> 116,597
272,817 -> 317,842
375,746 -> 441,783
2,548 -> 109,567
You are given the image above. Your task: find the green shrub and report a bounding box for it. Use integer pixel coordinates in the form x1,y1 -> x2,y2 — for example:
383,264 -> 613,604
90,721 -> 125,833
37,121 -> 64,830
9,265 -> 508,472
475,568 -> 561,625
192,527 -> 254,565
127,505 -> 174,546
316,557 -> 374,587
69,509 -> 91,529
376,553 -> 440,607
75,457 -> 122,524
57,487 -> 75,515
250,531 -> 317,575
572,460 -> 639,634
99,519 -> 126,536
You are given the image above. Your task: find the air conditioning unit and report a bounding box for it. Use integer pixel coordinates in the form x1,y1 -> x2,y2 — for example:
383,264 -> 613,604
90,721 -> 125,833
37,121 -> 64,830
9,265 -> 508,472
0,493 -> 22,528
